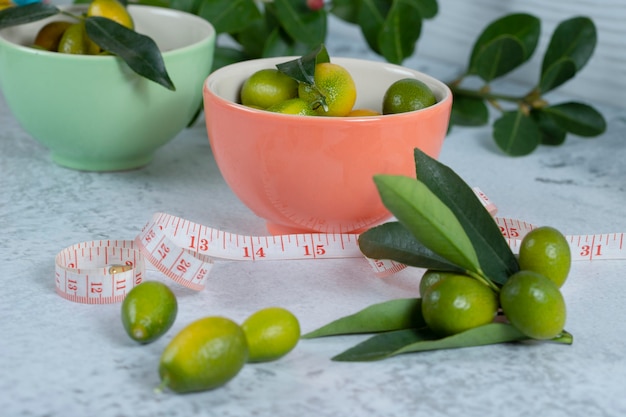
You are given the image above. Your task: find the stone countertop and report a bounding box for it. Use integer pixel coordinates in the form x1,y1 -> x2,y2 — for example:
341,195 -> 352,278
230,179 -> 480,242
1,52 -> 626,416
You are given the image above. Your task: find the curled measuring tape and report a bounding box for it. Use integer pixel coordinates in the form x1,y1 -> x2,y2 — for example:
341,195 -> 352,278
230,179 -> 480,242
55,214 -> 366,304
54,190 -> 625,304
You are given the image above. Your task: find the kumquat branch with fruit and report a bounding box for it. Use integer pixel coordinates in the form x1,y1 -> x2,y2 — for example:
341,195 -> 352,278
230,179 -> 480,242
304,147 -> 573,360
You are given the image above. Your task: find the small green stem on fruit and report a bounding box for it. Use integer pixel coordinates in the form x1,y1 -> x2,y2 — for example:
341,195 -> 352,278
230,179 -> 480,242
154,376 -> 169,394
311,97 -> 328,113
309,83 -> 328,112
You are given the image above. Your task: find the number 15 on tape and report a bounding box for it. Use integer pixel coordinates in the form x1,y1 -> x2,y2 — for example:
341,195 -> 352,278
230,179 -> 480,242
135,213 -> 364,290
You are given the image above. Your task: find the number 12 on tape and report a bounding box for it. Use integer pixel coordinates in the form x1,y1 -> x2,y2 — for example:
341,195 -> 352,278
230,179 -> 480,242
55,240 -> 144,304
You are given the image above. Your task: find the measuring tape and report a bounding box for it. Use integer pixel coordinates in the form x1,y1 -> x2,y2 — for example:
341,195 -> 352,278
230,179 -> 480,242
498,217 -> 625,260
55,214 -> 366,304
54,190 -> 625,304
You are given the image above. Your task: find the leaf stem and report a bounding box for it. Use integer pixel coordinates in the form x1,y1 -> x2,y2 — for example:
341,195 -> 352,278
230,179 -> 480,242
448,84 -> 547,113
551,330 -> 574,345
465,269 -> 500,293
59,10 -> 82,21
449,85 -> 522,104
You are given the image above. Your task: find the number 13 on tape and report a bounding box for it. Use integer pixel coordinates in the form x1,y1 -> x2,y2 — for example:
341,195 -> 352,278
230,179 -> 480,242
135,213 -> 364,291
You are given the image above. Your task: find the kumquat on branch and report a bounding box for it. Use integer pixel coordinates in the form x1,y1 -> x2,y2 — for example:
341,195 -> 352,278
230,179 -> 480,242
304,148 -> 573,361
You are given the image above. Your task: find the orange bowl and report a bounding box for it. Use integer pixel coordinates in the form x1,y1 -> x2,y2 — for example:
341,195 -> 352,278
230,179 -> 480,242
203,57 -> 452,235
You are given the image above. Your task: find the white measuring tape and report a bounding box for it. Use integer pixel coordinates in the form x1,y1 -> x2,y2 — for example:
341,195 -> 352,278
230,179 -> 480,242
54,189 -> 625,304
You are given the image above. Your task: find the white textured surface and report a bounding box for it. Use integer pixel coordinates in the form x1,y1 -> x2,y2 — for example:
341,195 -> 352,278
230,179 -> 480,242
2,17 -> 626,417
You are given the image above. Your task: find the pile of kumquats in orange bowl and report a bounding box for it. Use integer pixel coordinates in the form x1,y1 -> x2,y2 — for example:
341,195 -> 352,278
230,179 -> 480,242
238,46 -> 437,117
202,45 -> 453,235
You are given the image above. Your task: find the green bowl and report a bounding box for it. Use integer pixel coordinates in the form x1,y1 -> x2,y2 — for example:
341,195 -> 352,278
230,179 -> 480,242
0,5 -> 215,171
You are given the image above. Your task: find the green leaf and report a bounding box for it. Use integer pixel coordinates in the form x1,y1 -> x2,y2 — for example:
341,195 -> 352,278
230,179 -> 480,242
332,323 -> 536,361
539,57 -> 577,93
169,0 -> 204,15
449,95 -> 489,127
377,0 -> 422,64
470,36 -> 526,82
212,46 -> 249,72
0,2 -> 60,29
373,175 -> 482,275
197,0 -> 261,34
413,0 -> 438,19
358,222 -> 466,273
233,16 -> 272,58
468,13 -> 540,80
541,16 -> 596,79
302,298 -> 425,338
531,109 -> 567,146
333,327 -> 434,361
85,17 -> 175,91
542,102 -> 606,137
413,148 -> 519,285
471,13 -> 540,60
272,0 -> 326,47
261,28 -> 311,58
493,110 -> 542,156
356,0 -> 390,54
330,0 -> 359,24
276,44 -> 329,84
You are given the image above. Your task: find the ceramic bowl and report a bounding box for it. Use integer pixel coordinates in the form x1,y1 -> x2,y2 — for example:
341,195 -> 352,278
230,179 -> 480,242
203,57 -> 452,235
0,5 -> 215,171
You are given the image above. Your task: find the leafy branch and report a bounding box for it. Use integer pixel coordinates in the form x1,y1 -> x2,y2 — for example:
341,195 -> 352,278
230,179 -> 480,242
142,0 -> 605,155
360,148 -> 519,290
136,0 -> 438,69
302,148 -> 573,360
448,13 -> 606,155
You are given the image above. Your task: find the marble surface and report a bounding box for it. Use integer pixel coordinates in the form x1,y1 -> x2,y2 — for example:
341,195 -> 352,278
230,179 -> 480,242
2,33 -> 626,417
